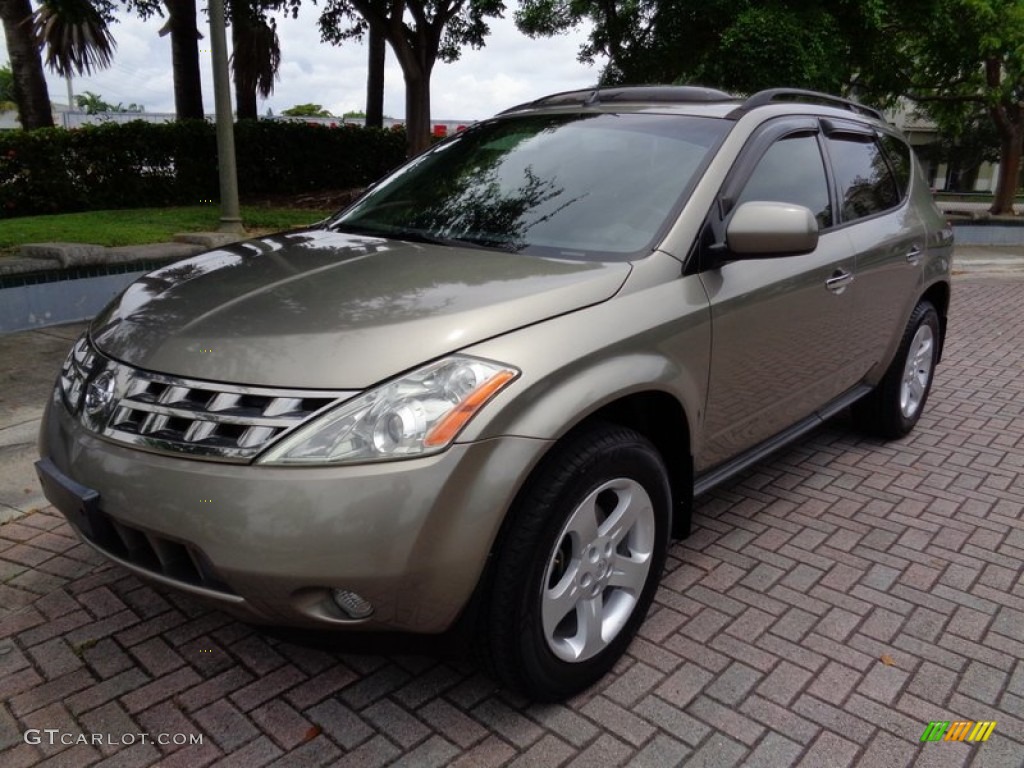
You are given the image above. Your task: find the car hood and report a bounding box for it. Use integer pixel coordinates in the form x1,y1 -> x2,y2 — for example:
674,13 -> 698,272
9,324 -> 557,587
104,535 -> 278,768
90,229 -> 631,388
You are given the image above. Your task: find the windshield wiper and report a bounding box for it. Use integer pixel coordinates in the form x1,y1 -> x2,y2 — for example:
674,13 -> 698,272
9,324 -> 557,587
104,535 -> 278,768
330,222 -> 519,252
326,222 -> 389,238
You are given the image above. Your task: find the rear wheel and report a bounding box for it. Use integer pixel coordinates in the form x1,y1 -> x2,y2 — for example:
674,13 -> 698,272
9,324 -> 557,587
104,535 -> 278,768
854,300 -> 940,439
482,424 -> 670,700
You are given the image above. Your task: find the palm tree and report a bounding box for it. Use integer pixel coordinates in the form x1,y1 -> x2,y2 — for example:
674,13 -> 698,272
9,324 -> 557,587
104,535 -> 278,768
32,0 -> 115,76
0,0 -> 54,129
125,0 -> 204,120
1,0 -> 117,130
159,0 -> 205,119
230,0 -> 280,120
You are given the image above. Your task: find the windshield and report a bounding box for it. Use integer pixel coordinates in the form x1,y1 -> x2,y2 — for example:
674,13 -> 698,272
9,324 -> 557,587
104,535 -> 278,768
328,113 -> 730,260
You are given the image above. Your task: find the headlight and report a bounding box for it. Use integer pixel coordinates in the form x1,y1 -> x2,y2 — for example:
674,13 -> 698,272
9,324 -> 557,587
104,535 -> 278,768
58,334 -> 99,414
256,356 -> 518,465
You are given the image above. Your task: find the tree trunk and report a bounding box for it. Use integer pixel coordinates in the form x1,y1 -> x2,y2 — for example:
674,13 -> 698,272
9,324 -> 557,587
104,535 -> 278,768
946,155 -> 963,192
365,5 -> 440,157
985,59 -> 1022,215
365,22 -> 385,129
404,70 -> 431,156
232,14 -> 258,120
0,0 -> 54,129
991,131 -> 1023,214
166,0 -> 205,119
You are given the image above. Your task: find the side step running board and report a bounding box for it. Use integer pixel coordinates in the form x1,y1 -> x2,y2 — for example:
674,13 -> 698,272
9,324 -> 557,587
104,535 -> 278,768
693,384 -> 872,497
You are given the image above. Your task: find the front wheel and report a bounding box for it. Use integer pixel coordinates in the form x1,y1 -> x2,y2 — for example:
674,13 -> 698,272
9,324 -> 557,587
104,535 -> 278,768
482,424 -> 670,700
854,300 -> 941,439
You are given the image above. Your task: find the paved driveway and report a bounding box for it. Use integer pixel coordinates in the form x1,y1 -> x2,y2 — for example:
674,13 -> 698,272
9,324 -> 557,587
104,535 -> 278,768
1,275 -> 1023,768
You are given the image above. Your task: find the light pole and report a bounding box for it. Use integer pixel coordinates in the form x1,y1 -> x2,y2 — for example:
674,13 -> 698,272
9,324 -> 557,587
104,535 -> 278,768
208,0 -> 243,233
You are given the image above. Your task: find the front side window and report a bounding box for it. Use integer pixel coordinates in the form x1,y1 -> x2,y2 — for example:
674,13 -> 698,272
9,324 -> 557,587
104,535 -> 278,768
826,135 -> 901,222
734,133 -> 832,229
330,113 -> 731,260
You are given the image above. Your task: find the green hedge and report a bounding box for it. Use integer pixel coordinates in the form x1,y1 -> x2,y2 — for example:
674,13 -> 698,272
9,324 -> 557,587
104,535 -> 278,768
0,120 -> 407,218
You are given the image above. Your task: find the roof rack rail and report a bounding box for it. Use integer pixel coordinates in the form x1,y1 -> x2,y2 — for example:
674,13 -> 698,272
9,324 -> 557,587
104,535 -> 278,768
499,85 -> 738,115
733,88 -> 885,121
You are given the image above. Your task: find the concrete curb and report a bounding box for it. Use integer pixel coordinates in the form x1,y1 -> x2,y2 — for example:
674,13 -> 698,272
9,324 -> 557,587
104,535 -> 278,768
2,232 -> 245,277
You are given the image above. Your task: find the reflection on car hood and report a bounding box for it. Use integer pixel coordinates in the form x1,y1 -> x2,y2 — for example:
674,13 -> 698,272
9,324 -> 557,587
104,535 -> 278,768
90,229 -> 631,388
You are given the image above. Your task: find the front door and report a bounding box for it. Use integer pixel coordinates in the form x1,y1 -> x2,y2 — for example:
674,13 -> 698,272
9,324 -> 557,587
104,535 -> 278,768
697,120 -> 862,471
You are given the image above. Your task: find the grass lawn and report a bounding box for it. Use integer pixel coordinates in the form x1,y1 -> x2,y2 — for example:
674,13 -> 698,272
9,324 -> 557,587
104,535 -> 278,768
0,206 -> 335,255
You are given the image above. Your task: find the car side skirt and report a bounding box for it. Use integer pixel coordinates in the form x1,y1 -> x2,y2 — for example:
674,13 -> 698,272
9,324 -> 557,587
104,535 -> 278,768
694,383 -> 873,497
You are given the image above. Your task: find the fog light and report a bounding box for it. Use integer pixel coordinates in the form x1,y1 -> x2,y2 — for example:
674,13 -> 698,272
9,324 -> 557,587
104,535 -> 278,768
331,589 -> 373,619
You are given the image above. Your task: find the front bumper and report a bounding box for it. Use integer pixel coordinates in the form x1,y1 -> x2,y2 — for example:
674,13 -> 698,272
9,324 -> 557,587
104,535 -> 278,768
38,393 -> 551,633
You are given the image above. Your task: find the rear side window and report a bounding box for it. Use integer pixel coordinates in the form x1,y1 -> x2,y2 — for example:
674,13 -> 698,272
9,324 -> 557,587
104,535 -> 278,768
826,135 -> 901,222
879,134 -> 912,198
735,134 -> 832,229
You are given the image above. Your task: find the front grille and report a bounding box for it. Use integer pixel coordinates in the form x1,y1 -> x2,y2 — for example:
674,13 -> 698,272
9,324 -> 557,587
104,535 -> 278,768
80,507 -> 235,594
105,373 -> 346,460
59,336 -> 355,461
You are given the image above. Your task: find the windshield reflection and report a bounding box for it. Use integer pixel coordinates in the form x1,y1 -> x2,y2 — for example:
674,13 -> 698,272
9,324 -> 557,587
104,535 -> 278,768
330,113 -> 730,260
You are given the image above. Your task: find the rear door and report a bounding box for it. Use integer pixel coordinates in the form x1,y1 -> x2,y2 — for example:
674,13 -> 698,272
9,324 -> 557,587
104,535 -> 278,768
696,118 -> 861,470
821,126 -> 927,372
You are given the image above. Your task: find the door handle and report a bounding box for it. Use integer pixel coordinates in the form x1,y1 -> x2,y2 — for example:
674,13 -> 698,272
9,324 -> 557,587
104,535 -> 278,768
906,245 -> 923,265
826,269 -> 854,294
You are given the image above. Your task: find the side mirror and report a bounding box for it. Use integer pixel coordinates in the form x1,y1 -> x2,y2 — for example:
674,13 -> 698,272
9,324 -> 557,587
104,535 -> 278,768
725,201 -> 819,257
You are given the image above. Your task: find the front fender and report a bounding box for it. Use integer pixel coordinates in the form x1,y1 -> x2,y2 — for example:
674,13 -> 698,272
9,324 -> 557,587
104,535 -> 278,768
457,268 -> 712,456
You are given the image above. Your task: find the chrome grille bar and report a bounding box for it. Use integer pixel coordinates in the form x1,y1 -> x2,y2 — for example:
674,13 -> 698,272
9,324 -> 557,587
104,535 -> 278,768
58,336 -> 356,462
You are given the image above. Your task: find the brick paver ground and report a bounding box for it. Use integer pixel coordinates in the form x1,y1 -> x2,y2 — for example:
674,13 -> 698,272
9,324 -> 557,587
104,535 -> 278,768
1,275 -> 1023,767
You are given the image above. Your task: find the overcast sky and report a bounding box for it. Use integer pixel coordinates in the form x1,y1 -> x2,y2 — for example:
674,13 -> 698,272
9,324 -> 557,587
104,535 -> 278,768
1,8 -> 602,122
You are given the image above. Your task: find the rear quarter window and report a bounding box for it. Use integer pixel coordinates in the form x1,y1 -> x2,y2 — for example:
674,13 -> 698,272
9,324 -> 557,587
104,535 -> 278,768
879,134 -> 912,199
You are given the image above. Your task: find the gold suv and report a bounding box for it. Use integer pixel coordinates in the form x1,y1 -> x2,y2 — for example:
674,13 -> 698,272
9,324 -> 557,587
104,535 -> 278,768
38,87 -> 953,700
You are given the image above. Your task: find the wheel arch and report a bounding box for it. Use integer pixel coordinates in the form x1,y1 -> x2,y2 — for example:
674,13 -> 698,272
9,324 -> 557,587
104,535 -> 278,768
486,388 -> 696,566
573,392 -> 695,539
920,280 -> 951,363
475,416 -> 684,697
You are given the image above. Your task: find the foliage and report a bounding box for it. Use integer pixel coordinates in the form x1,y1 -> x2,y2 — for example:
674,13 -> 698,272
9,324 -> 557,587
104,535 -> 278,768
282,102 -> 334,116
914,106 -> 1001,191
230,0 -> 284,118
318,0 -> 504,155
343,108 -> 394,119
515,0 -> 869,91
0,120 -> 406,217
0,205 -> 333,251
74,90 -> 145,113
0,64 -> 13,99
32,0 -> 117,77
853,0 -> 1024,212
0,64 -> 14,110
514,0 -> 1024,211
233,16 -> 280,99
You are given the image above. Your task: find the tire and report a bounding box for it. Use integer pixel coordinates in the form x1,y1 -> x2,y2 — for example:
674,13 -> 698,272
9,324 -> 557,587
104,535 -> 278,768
482,423 -> 671,700
854,300 -> 940,439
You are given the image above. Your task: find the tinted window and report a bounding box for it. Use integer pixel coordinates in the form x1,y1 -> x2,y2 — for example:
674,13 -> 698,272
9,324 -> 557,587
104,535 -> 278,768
331,113 -> 730,260
826,135 -> 901,221
735,134 -> 832,229
879,134 -> 912,198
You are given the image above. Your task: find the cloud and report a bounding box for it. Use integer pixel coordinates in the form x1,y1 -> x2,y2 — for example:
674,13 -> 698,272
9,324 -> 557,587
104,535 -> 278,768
1,6 -> 602,122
